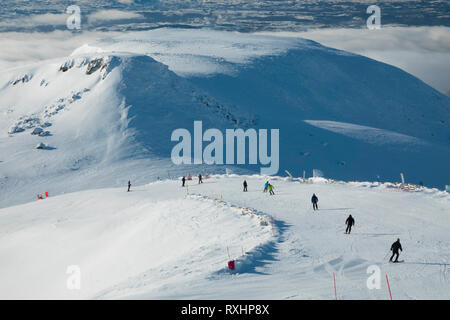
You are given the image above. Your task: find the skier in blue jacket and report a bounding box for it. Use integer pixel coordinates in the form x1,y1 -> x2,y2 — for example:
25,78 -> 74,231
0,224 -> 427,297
263,181 -> 269,193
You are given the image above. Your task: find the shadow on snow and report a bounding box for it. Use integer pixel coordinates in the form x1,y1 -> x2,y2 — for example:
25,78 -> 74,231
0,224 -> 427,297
212,219 -> 292,276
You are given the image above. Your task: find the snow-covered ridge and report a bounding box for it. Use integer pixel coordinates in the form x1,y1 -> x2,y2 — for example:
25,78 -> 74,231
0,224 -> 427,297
70,28 -> 307,76
8,88 -> 90,135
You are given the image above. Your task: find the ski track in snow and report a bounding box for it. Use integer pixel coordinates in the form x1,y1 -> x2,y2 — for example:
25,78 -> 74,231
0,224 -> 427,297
1,175 -> 446,299
94,191 -> 275,299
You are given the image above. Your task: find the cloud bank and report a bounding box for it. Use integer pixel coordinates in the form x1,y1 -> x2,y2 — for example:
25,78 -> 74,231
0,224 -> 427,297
87,10 -> 144,24
0,31 -> 122,71
0,9 -> 144,31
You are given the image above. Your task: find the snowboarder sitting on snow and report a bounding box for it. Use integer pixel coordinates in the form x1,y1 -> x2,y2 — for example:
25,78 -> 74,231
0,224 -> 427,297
263,181 -> 269,193
243,180 -> 248,192
268,184 -> 275,195
182,176 -> 186,187
345,214 -> 355,234
127,180 -> 131,192
198,173 -> 203,184
389,238 -> 403,263
311,193 -> 319,210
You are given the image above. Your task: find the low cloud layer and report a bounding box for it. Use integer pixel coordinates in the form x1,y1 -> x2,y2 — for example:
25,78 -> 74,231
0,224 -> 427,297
0,31 -> 122,71
0,9 -> 144,31
261,26 -> 450,96
87,10 -> 144,24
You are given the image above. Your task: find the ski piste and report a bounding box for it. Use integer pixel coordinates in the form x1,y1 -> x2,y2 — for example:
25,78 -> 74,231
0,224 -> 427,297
0,175 -> 448,299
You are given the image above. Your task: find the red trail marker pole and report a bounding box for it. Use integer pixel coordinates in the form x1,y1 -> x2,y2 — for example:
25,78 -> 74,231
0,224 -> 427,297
227,247 -> 235,271
333,272 -> 337,300
386,274 -> 393,300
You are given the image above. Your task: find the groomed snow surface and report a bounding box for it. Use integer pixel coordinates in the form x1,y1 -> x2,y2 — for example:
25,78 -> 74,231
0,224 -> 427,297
0,175 -> 448,300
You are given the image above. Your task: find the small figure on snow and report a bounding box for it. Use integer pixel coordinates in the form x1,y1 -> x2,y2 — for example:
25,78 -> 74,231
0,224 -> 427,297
390,238 -> 403,263
243,180 -> 248,192
198,173 -> 203,184
268,184 -> 275,195
345,214 -> 355,234
263,181 -> 269,193
182,176 -> 186,187
311,193 -> 319,210
127,180 -> 131,192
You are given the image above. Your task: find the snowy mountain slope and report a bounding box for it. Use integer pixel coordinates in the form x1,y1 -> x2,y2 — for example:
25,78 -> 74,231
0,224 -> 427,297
186,42 -> 450,187
0,49 -> 251,208
303,120 -> 428,146
0,177 -> 271,299
70,28 -> 299,77
0,175 -> 448,299
78,29 -> 449,145
0,29 -> 449,209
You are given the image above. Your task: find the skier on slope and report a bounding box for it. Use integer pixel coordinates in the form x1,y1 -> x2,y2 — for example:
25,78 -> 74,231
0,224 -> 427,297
198,173 -> 203,184
243,180 -> 248,192
182,176 -> 186,187
311,193 -> 319,210
263,181 -> 269,193
345,214 -> 355,234
389,238 -> 403,263
127,180 -> 131,192
268,183 -> 275,195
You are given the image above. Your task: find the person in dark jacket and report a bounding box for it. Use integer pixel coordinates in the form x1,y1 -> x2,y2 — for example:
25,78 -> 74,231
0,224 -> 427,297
345,214 -> 355,234
127,180 -> 131,192
243,180 -> 248,192
389,238 -> 403,262
311,193 -> 318,210
198,173 -> 203,184
182,176 -> 186,187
